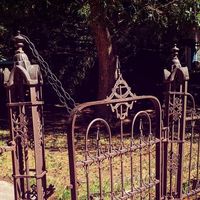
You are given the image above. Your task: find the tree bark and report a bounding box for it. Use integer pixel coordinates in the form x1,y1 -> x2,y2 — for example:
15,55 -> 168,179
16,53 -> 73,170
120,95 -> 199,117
88,0 -> 116,100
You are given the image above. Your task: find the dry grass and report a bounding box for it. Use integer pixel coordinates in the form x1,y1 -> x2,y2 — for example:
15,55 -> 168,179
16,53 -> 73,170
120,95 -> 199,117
0,129 -> 200,199
0,130 -> 70,199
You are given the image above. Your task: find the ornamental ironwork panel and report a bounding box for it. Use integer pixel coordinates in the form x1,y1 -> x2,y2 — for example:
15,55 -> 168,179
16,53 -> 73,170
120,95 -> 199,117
163,45 -> 200,199
67,59 -> 162,200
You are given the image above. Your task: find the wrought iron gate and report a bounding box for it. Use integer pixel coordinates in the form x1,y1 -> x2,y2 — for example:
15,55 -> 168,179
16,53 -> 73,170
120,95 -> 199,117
67,61 -> 162,199
67,48 -> 200,200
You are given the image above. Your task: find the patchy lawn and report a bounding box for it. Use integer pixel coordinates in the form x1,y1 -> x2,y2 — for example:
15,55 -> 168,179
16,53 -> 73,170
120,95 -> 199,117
0,128 -> 200,199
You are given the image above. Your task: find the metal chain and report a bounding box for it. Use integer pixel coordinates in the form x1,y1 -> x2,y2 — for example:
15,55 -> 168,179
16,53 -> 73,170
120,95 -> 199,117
21,34 -> 76,114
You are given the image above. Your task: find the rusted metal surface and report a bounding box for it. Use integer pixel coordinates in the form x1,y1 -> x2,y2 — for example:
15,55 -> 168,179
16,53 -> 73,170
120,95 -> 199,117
67,58 -> 162,199
1,32 -> 200,200
5,32 -> 47,200
163,45 -> 200,199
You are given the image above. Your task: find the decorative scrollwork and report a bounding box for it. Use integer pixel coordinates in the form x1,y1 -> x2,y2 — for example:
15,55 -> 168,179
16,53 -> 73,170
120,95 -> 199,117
30,184 -> 38,199
169,97 -> 182,121
168,151 -> 179,175
12,109 -> 28,146
107,58 -> 136,120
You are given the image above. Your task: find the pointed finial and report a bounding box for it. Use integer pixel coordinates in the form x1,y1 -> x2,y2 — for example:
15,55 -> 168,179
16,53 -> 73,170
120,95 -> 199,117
115,56 -> 121,80
195,42 -> 198,52
139,118 -> 144,136
172,44 -> 179,56
13,30 -> 25,51
13,31 -> 30,67
171,44 -> 181,70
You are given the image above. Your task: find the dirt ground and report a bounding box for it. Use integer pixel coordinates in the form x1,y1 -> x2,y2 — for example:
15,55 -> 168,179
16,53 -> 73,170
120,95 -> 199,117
0,180 -> 14,200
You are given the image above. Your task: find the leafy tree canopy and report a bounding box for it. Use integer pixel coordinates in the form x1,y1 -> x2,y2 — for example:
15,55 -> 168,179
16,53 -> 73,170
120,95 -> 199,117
0,0 -> 199,101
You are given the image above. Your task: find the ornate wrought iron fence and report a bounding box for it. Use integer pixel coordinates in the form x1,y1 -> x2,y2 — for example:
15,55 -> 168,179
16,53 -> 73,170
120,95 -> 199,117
163,45 -> 200,199
67,61 -> 162,199
1,32 -> 200,200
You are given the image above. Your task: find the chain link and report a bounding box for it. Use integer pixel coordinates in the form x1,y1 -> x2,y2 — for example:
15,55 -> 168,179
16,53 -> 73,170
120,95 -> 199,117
21,34 -> 76,114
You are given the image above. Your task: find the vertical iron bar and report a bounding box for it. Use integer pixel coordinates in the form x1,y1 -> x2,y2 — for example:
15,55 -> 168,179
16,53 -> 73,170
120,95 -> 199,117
7,87 -> 18,200
17,105 -> 25,198
85,148 -> 90,200
130,138 -> 134,200
67,117 -> 78,200
21,105 -> 31,199
163,84 -> 171,198
24,133 -> 30,198
188,119 -> 194,193
109,144 -> 114,200
120,120 -> 124,197
169,93 -> 175,197
177,82 -> 188,199
162,127 -> 169,199
86,163 -> 90,199
119,83 -> 125,197
176,85 -> 182,195
139,119 -> 143,200
99,157 -> 103,199
97,129 -> 103,199
40,104 -> 47,196
149,133 -> 152,200
30,87 -> 46,200
154,99 -> 162,200
196,125 -> 200,199
9,105 -> 20,200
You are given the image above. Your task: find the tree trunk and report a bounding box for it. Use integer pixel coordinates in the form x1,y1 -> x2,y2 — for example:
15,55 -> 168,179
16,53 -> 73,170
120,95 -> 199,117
88,0 -> 116,100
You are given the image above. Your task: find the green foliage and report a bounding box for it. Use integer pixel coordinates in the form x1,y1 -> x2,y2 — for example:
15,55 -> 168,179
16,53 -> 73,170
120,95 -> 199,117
0,0 -> 199,101
103,0 -> 200,51
0,0 -> 96,101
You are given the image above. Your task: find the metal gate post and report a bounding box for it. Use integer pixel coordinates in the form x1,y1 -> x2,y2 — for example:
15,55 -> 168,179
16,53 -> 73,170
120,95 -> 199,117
163,45 -> 189,199
6,32 -> 46,199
